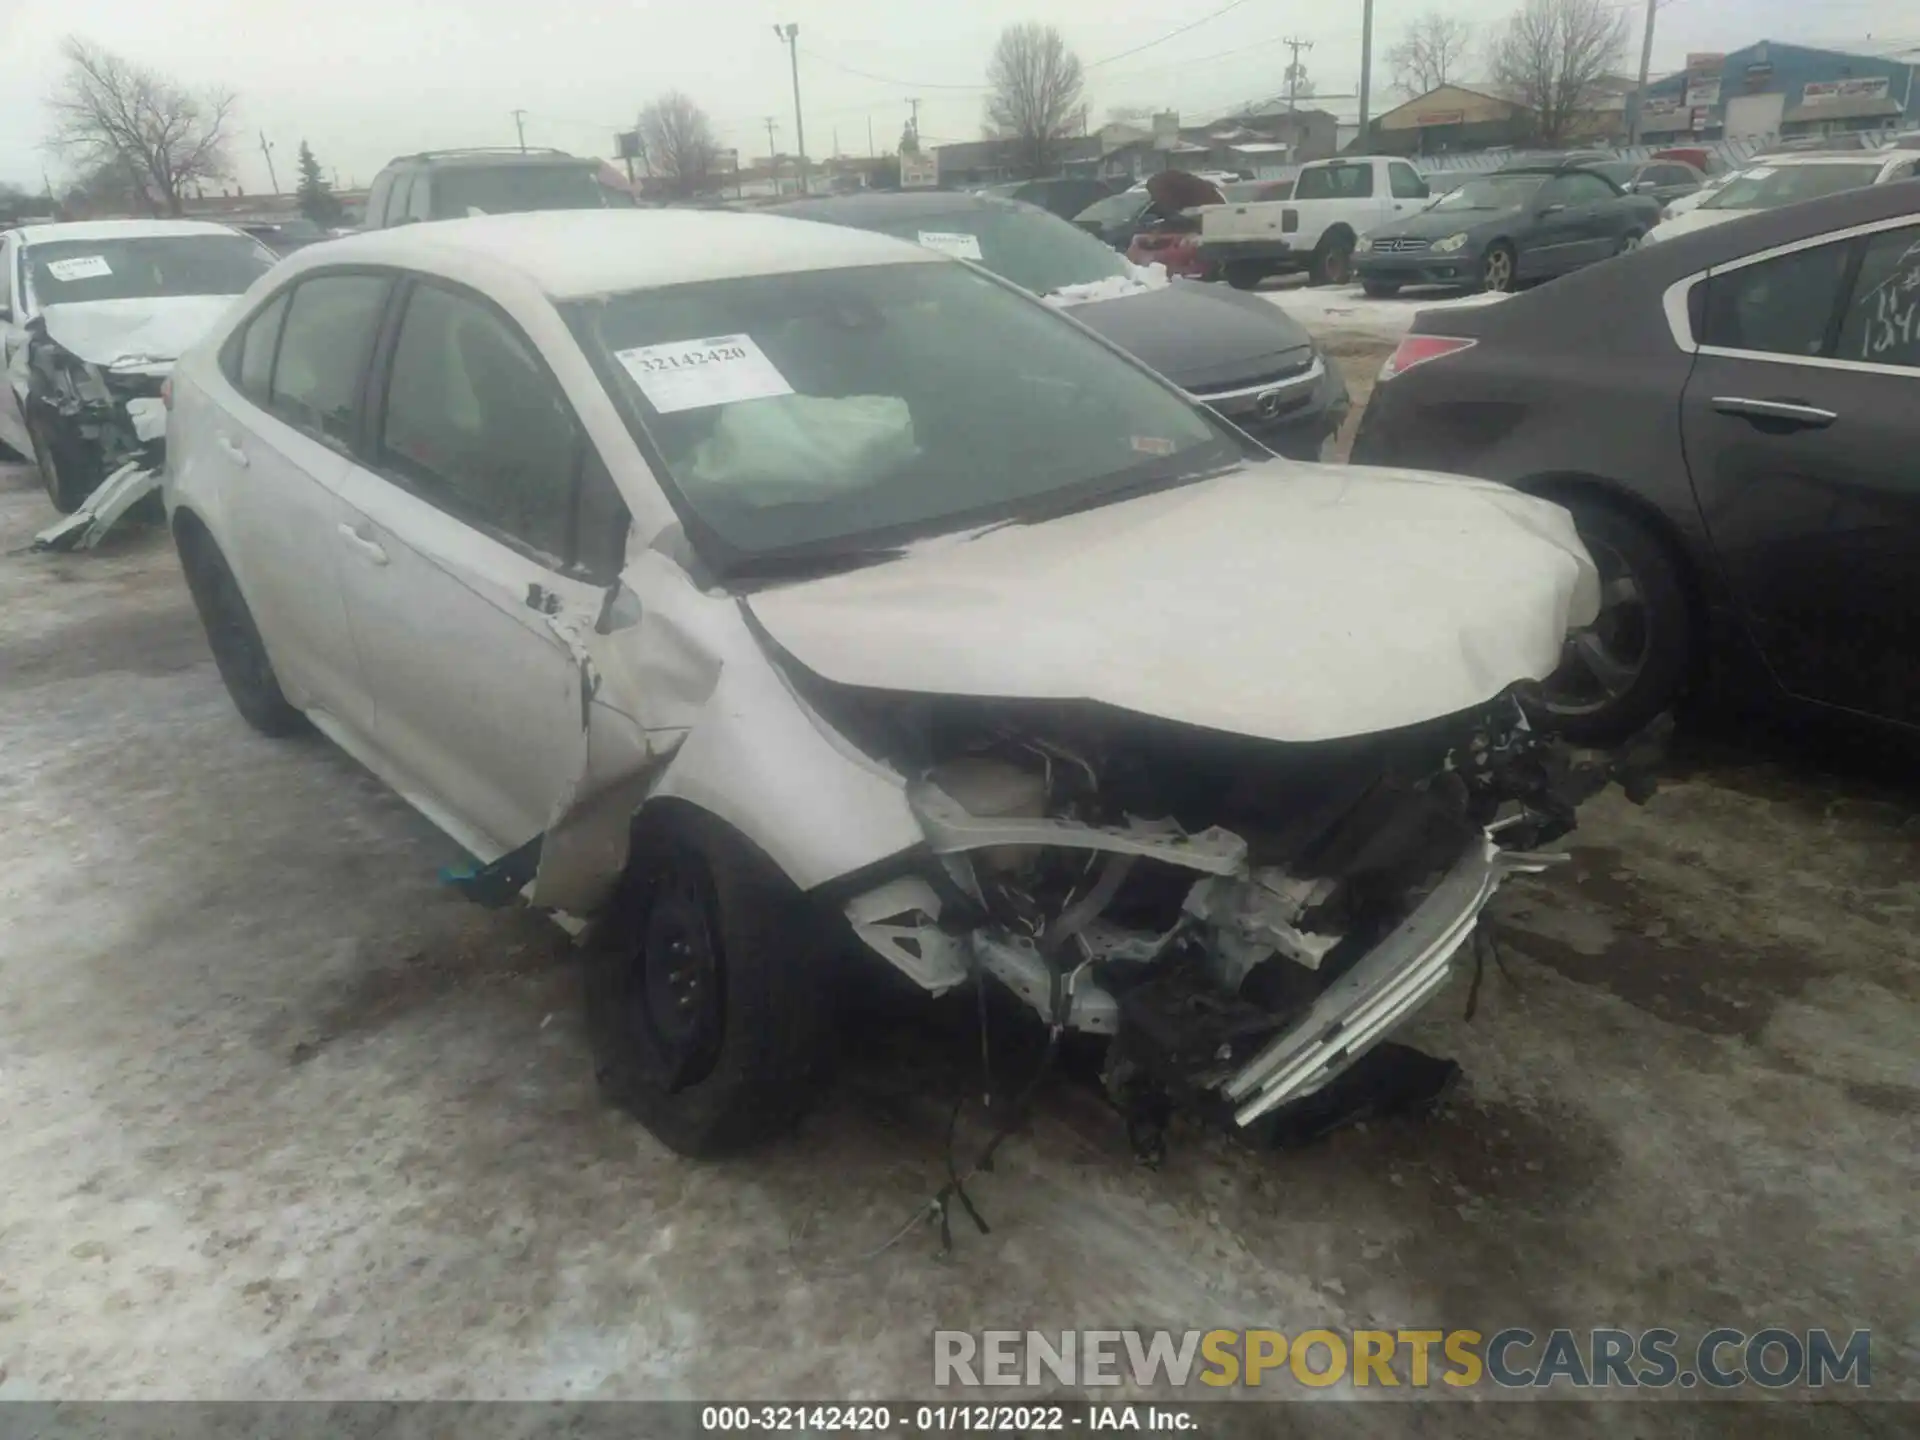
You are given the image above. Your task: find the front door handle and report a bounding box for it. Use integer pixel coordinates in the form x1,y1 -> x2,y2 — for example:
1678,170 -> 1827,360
1710,396 -> 1838,429
215,433 -> 250,468
337,523 -> 388,566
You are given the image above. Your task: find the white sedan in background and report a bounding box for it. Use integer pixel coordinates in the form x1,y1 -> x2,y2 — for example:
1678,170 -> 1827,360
162,210 -> 1615,1158
1644,150 -> 1920,243
1,218 -> 274,545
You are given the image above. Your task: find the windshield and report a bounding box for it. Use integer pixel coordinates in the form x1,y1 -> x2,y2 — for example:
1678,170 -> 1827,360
1074,192 -> 1148,224
1703,162 -> 1881,212
565,261 -> 1234,570
429,164 -> 612,219
25,234 -> 274,309
850,204 -> 1128,295
1430,175 -> 1547,212
1589,161 -> 1639,188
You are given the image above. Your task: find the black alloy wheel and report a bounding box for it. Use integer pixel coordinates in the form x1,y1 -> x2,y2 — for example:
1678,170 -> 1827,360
1533,505 -> 1692,744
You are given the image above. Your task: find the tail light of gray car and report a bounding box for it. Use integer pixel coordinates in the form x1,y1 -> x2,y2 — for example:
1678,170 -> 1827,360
1378,334 -> 1476,383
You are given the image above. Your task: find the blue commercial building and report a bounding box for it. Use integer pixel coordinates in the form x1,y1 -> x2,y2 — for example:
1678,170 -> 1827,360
1638,40 -> 1919,144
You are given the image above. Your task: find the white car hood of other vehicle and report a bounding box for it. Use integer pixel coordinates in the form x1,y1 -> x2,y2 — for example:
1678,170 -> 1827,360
747,461 -> 1602,744
37,295 -> 239,370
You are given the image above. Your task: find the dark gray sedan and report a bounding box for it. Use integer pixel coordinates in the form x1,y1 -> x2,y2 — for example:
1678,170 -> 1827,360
1355,166 -> 1663,295
775,191 -> 1349,459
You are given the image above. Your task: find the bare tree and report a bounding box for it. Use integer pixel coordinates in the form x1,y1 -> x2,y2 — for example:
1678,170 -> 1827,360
1488,0 -> 1629,146
638,91 -> 722,198
985,23 -> 1086,178
46,38 -> 235,216
1389,13 -> 1475,98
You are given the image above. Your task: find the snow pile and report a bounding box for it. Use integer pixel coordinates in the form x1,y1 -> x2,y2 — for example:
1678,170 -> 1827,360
1046,261 -> 1170,308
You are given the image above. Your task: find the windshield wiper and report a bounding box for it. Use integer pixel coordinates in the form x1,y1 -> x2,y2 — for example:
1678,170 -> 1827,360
993,456 -> 1239,528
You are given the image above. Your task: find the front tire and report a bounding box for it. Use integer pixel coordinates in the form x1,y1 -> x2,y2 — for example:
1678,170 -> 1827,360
1532,502 -> 1692,745
587,808 -> 833,1157
1479,243 -> 1518,293
30,417 -> 97,514
1224,260 -> 1266,290
177,526 -> 306,737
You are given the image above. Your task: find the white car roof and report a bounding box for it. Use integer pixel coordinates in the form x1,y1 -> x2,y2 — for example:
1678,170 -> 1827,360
295,209 -> 941,300
12,218 -> 247,247
1748,153 -> 1887,170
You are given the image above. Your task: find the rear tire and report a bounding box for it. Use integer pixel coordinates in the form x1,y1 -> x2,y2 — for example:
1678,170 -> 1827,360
587,808 -> 833,1157
1361,279 -> 1401,298
177,526 -> 306,737
1224,261 -> 1266,290
1309,232 -> 1355,286
1531,501 -> 1693,746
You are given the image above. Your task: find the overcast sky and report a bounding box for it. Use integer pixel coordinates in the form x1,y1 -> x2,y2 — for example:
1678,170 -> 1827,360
1,0 -> 1915,195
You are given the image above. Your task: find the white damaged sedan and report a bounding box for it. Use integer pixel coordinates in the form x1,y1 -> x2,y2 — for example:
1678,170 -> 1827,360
165,210 -> 1613,1155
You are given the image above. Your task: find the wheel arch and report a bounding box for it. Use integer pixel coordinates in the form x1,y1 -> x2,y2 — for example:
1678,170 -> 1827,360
1511,470 -> 1710,684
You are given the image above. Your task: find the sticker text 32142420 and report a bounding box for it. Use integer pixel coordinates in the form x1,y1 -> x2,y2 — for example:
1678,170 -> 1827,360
614,333 -> 795,414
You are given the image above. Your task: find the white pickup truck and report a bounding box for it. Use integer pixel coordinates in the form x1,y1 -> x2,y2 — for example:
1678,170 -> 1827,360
1198,155 -> 1433,289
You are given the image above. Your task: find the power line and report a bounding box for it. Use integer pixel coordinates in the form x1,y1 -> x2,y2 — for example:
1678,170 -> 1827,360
797,44 -> 987,91
1089,0 -> 1259,69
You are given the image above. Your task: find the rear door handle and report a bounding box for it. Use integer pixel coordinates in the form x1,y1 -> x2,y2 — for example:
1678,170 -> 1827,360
215,433 -> 250,468
337,523 -> 388,566
1710,396 -> 1838,429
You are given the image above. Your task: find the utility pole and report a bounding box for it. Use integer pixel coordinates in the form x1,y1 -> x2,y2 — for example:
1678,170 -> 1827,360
1282,37 -> 1313,112
511,109 -> 528,151
257,131 -> 280,196
763,115 -> 780,192
773,22 -> 808,193
1629,0 -> 1659,144
1358,0 -> 1375,151
867,115 -> 875,157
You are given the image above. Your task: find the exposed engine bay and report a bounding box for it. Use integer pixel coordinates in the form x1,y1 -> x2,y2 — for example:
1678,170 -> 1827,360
834,687 -> 1652,1137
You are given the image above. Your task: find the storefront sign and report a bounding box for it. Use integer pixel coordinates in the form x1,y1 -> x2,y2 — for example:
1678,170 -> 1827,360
1801,77 -> 1889,105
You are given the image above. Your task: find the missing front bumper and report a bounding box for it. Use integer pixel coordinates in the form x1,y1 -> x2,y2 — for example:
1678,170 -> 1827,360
1220,829 -> 1560,1125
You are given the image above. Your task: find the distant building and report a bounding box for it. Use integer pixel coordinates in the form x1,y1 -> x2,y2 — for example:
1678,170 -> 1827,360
1634,40 -> 1920,144
1367,80 -> 1635,156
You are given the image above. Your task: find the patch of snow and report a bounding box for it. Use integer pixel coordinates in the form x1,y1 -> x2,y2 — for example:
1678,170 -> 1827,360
1046,261 -> 1169,308
1260,283 -> 1508,341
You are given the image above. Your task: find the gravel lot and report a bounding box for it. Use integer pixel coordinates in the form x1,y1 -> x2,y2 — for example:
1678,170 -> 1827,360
2,319 -> 1916,1430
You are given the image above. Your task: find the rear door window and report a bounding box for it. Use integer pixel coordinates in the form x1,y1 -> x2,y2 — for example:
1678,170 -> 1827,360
269,273 -> 391,447
1836,226 -> 1920,369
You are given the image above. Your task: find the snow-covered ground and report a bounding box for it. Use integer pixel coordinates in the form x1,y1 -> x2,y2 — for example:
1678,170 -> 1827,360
1261,281 -> 1508,342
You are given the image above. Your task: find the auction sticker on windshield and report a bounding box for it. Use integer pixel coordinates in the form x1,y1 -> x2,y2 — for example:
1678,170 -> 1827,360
45,256 -> 113,282
614,334 -> 794,414
918,231 -> 984,260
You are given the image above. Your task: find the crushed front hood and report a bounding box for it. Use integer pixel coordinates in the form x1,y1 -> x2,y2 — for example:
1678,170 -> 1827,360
747,462 -> 1600,745
37,295 -> 238,370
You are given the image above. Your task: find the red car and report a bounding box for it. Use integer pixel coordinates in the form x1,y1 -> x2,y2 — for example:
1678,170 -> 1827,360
1127,178 -> 1293,280
1128,220 -> 1209,278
